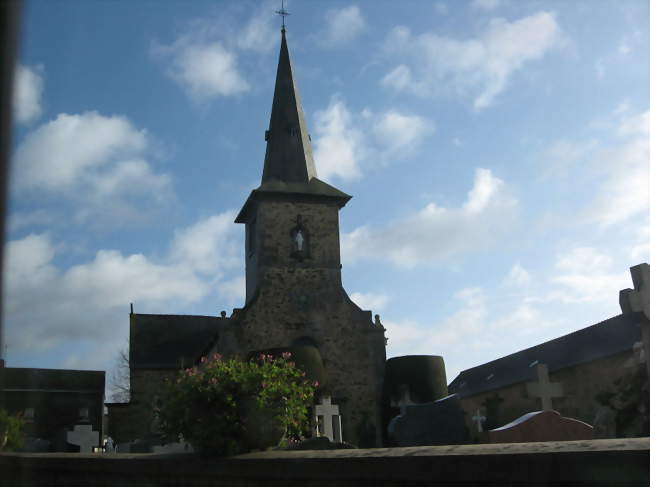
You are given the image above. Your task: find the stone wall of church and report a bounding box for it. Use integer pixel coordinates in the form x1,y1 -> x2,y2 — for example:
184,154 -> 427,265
127,369 -> 176,441
459,349 -> 634,439
217,198 -> 387,447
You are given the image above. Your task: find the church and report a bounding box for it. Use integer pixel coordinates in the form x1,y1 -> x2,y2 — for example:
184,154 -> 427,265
119,28 -> 387,448
112,26 -> 650,448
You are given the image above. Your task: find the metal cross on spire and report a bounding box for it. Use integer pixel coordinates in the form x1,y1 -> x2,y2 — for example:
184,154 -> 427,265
276,0 -> 290,31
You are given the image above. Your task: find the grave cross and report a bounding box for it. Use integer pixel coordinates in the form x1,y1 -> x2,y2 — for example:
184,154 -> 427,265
314,396 -> 342,442
620,263 -> 650,378
527,363 -> 563,411
472,408 -> 487,433
67,424 -> 99,453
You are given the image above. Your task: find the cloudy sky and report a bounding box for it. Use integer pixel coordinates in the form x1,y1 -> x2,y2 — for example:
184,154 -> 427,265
5,0 -> 649,395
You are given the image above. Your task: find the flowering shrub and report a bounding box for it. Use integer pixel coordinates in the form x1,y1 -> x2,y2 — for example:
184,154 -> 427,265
158,352 -> 316,456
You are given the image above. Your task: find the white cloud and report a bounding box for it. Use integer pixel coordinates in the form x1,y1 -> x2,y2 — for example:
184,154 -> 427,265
13,64 -> 44,125
3,211 -> 241,355
14,112 -> 148,191
382,11 -> 563,108
321,5 -> 366,46
549,247 -> 629,304
617,110 -> 650,136
313,97 -> 365,182
342,168 -> 517,268
593,110 -> 650,226
372,111 -> 434,155
218,276 -> 246,305
383,284 -> 573,381
237,2 -> 277,52
170,211 -> 240,275
313,97 -> 435,182
156,40 -> 249,100
12,111 -> 172,223
505,263 -> 531,287
350,292 -> 390,312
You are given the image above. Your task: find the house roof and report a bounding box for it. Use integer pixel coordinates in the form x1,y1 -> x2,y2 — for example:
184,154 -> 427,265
129,313 -> 224,370
0,367 -> 105,393
448,312 -> 644,398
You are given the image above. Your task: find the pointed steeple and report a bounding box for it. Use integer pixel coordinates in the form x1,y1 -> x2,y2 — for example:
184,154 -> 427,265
262,29 -> 317,184
235,29 -> 350,224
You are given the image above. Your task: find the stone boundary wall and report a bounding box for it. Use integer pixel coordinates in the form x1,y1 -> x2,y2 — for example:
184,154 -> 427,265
2,438 -> 649,486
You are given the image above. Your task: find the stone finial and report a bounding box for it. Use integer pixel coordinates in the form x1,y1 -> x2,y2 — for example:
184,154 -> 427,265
374,314 -> 382,326
220,311 -> 227,318
620,263 -> 650,320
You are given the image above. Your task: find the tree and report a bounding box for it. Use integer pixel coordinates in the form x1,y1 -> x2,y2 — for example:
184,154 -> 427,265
107,345 -> 130,403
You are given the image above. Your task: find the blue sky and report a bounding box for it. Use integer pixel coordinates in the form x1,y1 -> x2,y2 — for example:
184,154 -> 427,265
5,0 -> 649,397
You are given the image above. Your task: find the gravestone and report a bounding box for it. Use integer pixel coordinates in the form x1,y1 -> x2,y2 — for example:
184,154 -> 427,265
472,408 -> 487,433
387,394 -> 468,446
67,424 -> 99,453
527,363 -> 563,410
484,410 -> 593,444
66,408 -> 99,453
314,396 -> 342,442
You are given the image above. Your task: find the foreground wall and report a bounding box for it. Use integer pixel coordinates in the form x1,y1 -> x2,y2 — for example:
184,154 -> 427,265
2,438 -> 649,487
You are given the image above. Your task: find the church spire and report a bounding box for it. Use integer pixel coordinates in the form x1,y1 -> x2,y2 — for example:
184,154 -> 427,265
261,28 -> 317,185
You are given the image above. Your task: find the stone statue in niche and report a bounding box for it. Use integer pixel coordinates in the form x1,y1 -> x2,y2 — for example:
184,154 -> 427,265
290,215 -> 309,261
294,229 -> 305,251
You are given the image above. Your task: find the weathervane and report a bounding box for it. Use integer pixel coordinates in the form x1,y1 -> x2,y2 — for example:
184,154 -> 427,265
276,0 -> 290,31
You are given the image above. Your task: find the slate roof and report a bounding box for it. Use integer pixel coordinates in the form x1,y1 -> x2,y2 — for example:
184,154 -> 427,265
129,313 -> 224,370
448,312 -> 644,398
262,28 -> 316,186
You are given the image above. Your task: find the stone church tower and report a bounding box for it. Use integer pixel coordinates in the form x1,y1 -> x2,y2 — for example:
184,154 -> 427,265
122,28 -> 386,448
210,29 -> 387,447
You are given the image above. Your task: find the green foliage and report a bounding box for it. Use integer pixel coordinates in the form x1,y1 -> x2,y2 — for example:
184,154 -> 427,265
0,409 -> 25,451
158,352 -> 316,456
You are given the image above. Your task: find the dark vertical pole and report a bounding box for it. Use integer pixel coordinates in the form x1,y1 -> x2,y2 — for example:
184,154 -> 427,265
0,0 -> 22,370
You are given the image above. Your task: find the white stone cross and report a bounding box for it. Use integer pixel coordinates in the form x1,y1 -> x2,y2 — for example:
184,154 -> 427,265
472,408 -> 487,433
314,396 -> 342,442
620,263 -> 650,378
67,424 -> 99,453
526,363 -> 563,411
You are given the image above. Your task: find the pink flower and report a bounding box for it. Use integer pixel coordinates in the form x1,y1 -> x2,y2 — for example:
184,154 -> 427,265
313,381 -> 319,387
282,352 -> 292,359
200,356 -> 206,363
